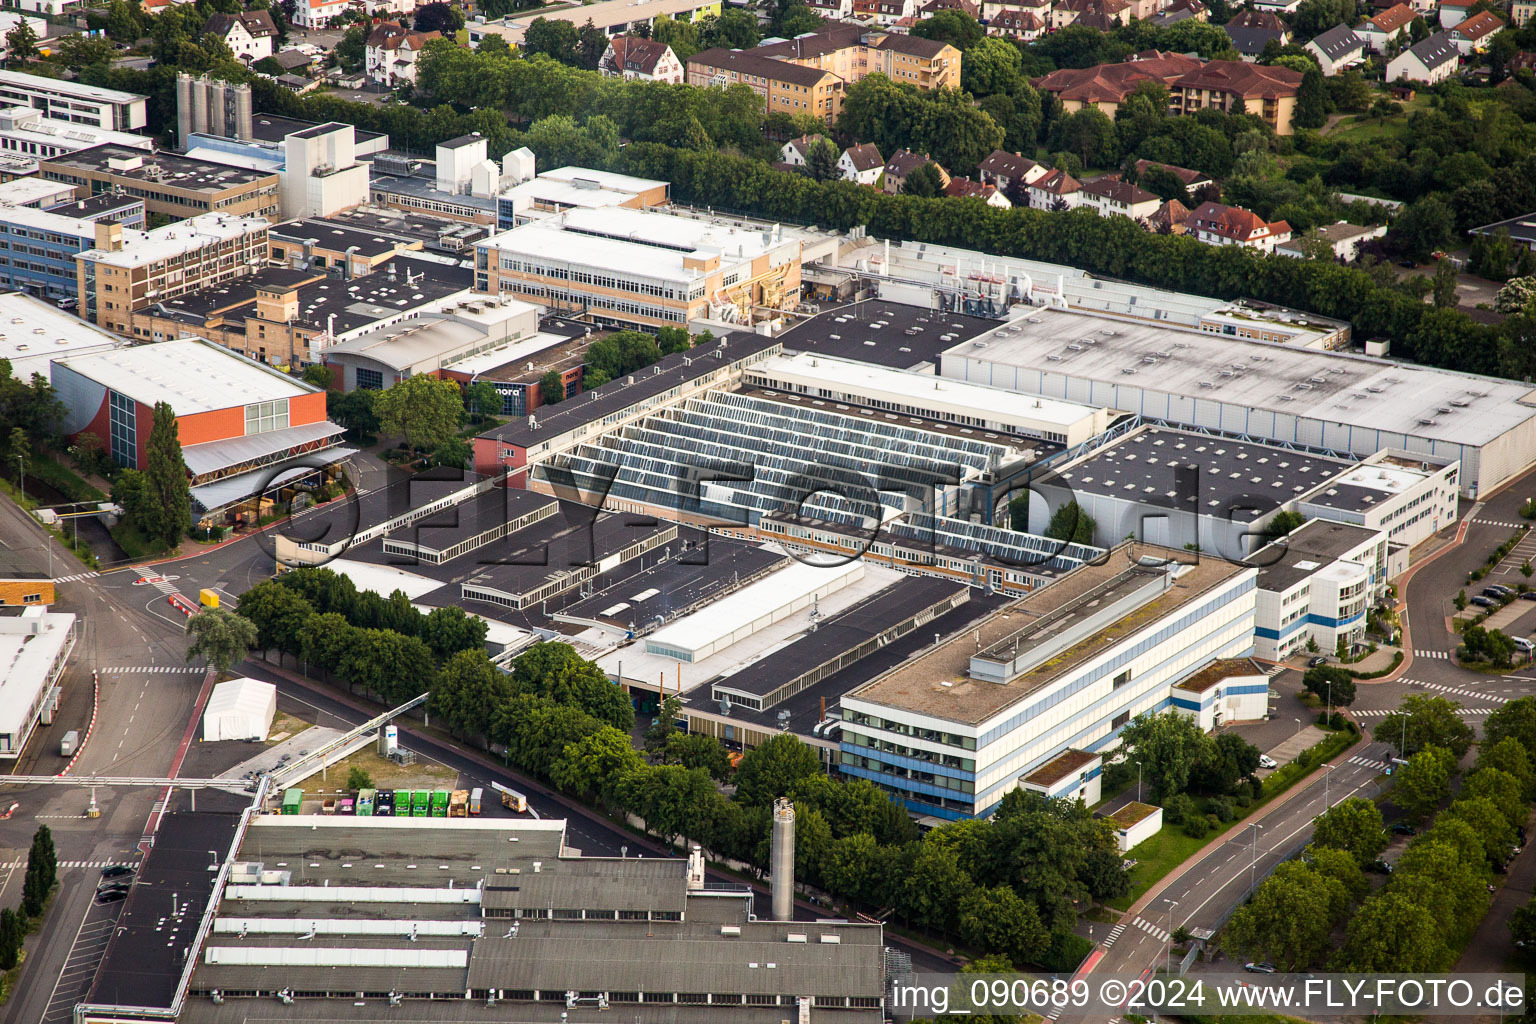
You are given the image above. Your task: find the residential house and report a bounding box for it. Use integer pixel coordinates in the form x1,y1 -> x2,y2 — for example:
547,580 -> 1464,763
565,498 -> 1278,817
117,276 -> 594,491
365,21 -> 440,88
750,25 -> 962,92
687,49 -> 845,119
852,0 -> 915,25
1513,0 -> 1535,28
780,133 -> 832,166
270,48 -> 319,76
1078,177 -> 1160,220
989,8 -> 1046,37
1188,200 -> 1292,250
598,36 -> 685,82
945,176 -> 1011,207
918,0 -> 980,14
982,0 -> 1052,20
867,33 -> 962,89
1249,0 -> 1303,13
1386,30 -> 1459,82
1032,51 -> 1204,117
1224,9 -> 1290,59
978,149 -> 1048,194
1449,10 -> 1503,53
1169,60 -> 1304,135
1050,0 -> 1131,28
1147,198 -> 1191,234
1438,0 -> 1475,26
1304,24 -> 1367,74
1150,0 -> 1207,24
1356,3 -> 1415,52
1470,211 -> 1536,254
806,0 -> 855,18
1133,159 -> 1214,195
1274,221 -> 1387,260
203,10 -> 278,62
1027,167 -> 1081,210
882,149 -> 949,193
838,142 -> 884,184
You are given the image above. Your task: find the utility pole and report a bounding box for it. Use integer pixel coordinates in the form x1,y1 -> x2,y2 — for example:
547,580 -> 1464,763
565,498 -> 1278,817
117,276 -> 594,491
1247,822 -> 1264,895
1162,897 -> 1180,975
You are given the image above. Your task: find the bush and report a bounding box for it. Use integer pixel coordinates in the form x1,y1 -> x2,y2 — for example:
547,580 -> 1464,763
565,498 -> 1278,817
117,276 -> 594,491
1207,795 -> 1237,823
1163,792 -> 1195,825
1038,929 -> 1096,972
1183,814 -> 1211,838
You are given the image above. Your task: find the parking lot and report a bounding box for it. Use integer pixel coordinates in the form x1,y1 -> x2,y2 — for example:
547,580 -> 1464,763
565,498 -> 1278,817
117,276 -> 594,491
39,886 -> 127,1024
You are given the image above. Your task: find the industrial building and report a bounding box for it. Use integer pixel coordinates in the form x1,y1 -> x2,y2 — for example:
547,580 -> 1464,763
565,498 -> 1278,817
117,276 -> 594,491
1169,657 -> 1270,730
0,603 -> 75,760
74,213 -> 271,335
435,321 -> 594,417
0,69 -> 147,131
1249,519 -> 1388,661
939,306 -> 1536,497
1030,425 -> 1354,559
840,543 -> 1257,820
495,165 -> 669,230
0,104 -> 152,160
40,144 -> 281,222
50,338 -> 348,521
1297,450 -> 1459,550
368,135 -> 523,226
474,206 -> 804,329
0,194 -> 144,301
321,295 -> 542,391
0,291 -> 123,379
201,677 -> 277,742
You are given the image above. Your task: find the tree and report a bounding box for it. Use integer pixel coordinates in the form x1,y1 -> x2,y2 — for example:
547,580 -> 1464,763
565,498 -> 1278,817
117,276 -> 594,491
1261,509 -> 1305,542
333,23 -> 366,72
1431,258 -> 1458,308
301,364 -> 336,390
105,0 -> 144,43
235,580 -> 314,657
510,641 -> 632,730
5,19 -> 39,64
803,137 -> 840,182
1191,731 -> 1261,795
6,425 -> 26,488
1391,196 -> 1456,262
420,604 -> 488,661
1454,588 -> 1469,612
651,15 -> 699,60
1334,890 -> 1453,972
902,162 -> 944,198
1475,735 -> 1536,801
644,694 -> 683,751
1044,500 -> 1096,545
1294,67 -> 1330,130
1137,164 -> 1191,204
53,33 -> 117,70
1224,861 -> 1351,969
1311,797 -> 1387,864
1117,710 -> 1212,800
0,907 -> 22,970
902,842 -> 973,934
539,370 -> 565,407
1378,694 -> 1475,758
1393,745 -> 1455,821
374,374 -> 463,453
522,17 -> 580,64
186,607 -> 258,674
961,36 -> 1023,98
1051,106 -> 1117,170
734,733 -> 822,806
463,379 -> 500,421
1302,665 -> 1356,707
22,824 -> 57,918
911,9 -> 983,50
551,726 -> 644,805
659,730 -> 733,780
331,388 -> 380,439
413,1 -> 462,34
696,8 -> 760,49
430,648 -> 510,737
346,766 -> 373,790
142,401 -> 191,548
1462,766 -> 1525,830
1495,277 -> 1536,315
1511,898 -> 1536,954
1461,624 -> 1516,668
428,436 -> 471,470
1486,697 -> 1536,757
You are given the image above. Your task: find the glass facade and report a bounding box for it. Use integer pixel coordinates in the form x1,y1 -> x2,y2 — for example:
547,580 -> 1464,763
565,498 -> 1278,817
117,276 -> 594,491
107,389 -> 136,467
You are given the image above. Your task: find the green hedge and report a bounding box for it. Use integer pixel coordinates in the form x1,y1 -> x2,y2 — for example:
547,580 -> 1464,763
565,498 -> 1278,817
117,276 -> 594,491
1260,725 -> 1361,800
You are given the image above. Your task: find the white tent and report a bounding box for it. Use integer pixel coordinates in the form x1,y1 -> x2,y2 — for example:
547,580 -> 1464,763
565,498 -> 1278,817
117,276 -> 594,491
202,677 -> 277,742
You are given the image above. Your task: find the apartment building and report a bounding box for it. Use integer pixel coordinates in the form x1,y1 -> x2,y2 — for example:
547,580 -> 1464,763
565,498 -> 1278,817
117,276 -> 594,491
1032,51 -> 1204,117
0,70 -> 147,131
752,23 -> 962,91
1169,60 -> 1303,134
686,48 -> 845,119
476,206 -> 802,329
74,213 -> 270,335
39,144 -> 280,220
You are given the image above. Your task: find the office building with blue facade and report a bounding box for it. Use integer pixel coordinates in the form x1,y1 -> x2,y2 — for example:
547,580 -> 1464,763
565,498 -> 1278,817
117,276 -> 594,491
839,543 -> 1258,821
1249,518 -> 1388,661
0,197 -> 143,301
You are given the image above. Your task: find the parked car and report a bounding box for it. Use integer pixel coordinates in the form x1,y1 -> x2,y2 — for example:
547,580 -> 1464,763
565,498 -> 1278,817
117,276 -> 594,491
1366,859 -> 1394,874
1482,588 -> 1506,599
1258,754 -> 1278,769
1244,962 -> 1278,974
95,888 -> 129,904
1520,591 -> 1536,601
100,865 -> 134,879
1471,596 -> 1495,607
1307,656 -> 1327,667
1390,823 -> 1417,836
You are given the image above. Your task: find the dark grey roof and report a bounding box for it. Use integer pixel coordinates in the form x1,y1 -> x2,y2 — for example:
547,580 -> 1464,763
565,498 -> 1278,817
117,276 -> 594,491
1249,518 -> 1384,591
271,216 -> 414,258
1403,30 -> 1459,70
1307,23 -> 1364,59
553,540 -> 789,630
1224,22 -> 1286,54
439,134 -> 487,150
1470,212 -> 1536,245
775,300 -> 998,371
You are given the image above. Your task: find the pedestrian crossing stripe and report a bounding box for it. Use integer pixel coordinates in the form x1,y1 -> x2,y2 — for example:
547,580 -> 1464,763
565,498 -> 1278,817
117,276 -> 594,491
54,571 -> 100,583
1355,707 -> 1496,717
102,666 -> 202,674
1473,519 -> 1526,529
1132,917 -> 1170,942
1413,650 -> 1450,660
58,861 -> 135,869
1403,679 -> 1510,704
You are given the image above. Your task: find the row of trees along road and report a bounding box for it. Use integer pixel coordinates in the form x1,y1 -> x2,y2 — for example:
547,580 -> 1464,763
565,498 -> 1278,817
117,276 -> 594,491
231,570 -> 1126,970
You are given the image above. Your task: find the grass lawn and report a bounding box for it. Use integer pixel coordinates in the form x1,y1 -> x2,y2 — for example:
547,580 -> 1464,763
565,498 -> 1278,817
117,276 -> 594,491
309,746 -> 460,793
1326,94 -> 1435,143
1109,826 -> 1211,910
266,710 -> 313,743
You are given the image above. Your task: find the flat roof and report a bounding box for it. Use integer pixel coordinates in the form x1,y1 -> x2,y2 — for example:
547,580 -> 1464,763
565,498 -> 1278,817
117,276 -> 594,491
537,165 -> 667,194
271,216 -> 414,258
848,546 -> 1246,726
43,143 -> 275,192
46,191 -> 143,218
0,68 -> 144,105
1302,460 -> 1438,514
778,300 -> 999,370
0,607 -> 74,741
0,290 -> 123,379
1173,656 -> 1263,693
277,469 -> 491,551
480,332 -> 778,450
1109,800 -> 1160,828
247,112 -> 385,146
450,331 -> 590,383
1023,748 -> 1100,787
754,350 -> 1101,430
76,211 -> 267,268
554,539 -> 788,630
371,172 -> 498,213
381,486 -> 555,555
1249,518 -> 1383,591
945,307 -> 1536,448
291,254 -> 474,336
1051,425 -> 1352,519
647,558 -> 864,657
53,338 -> 314,415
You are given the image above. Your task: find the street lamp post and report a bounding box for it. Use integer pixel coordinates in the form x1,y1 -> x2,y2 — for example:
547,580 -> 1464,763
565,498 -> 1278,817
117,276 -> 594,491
1138,762 -> 1143,804
1294,717 -> 1302,738
1162,897 -> 1180,975
1247,822 -> 1264,895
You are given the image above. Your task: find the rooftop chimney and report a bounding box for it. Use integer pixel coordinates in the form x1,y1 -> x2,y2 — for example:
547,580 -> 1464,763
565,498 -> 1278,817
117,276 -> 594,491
770,797 -> 795,921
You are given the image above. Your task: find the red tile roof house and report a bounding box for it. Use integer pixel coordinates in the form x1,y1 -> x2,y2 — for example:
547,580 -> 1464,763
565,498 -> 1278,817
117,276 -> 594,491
1027,167 -> 1082,210
1188,200 -> 1293,251
1133,159 -> 1215,193
597,36 -> 685,83
944,176 -> 1012,206
1449,10 -> 1504,53
1356,2 -> 1416,51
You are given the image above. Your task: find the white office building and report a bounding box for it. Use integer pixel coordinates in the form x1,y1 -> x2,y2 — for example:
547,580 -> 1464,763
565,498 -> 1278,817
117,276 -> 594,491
1250,519 -> 1388,661
1169,657 -> 1270,730
0,70 -> 147,131
840,545 -> 1257,820
0,105 -> 152,161
1298,451 -> 1459,551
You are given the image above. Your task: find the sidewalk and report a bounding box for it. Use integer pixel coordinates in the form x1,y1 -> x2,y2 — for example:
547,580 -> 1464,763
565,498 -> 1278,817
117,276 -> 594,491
1369,510 -> 1479,685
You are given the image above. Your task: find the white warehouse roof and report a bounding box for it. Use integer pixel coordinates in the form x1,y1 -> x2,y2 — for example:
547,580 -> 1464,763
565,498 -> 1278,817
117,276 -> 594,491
202,677 -> 277,742
645,558 -> 864,662
53,338 -> 315,415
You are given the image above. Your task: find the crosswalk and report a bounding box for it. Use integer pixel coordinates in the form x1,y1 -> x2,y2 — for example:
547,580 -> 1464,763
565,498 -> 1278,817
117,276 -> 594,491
101,665 -> 202,674
1413,650 -> 1450,660
1102,921 -> 1128,949
1130,916 -> 1170,942
1346,754 -> 1392,770
54,570 -> 100,583
132,566 -> 180,596
1404,678 -> 1511,704
1473,518 -> 1527,529
1355,706 -> 1493,718
57,860 -> 135,870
